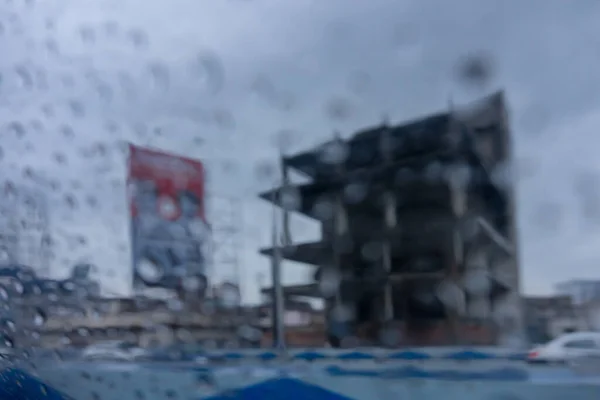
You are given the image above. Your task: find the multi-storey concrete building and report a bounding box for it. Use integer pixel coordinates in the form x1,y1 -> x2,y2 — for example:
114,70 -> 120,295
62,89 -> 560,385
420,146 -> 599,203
260,91 -> 524,347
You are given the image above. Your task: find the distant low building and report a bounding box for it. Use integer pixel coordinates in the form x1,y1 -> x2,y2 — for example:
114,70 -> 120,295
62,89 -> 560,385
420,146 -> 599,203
257,298 -> 325,347
556,280 -> 600,306
523,295 -> 586,343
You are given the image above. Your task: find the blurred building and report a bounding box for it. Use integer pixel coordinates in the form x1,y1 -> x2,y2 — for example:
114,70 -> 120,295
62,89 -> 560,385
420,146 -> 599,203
0,182 -> 51,276
556,280 -> 600,306
523,295 -> 584,344
257,298 -> 326,347
0,263 -> 101,346
260,91 -> 524,347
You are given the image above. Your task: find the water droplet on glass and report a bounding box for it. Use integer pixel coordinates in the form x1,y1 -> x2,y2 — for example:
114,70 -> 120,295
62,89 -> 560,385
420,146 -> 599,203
33,308 -> 47,326
360,241 -> 383,262
11,281 -> 24,295
237,325 -> 262,342
137,258 -> 164,284
326,98 -> 354,120
311,198 -> 335,220
343,182 -> 368,204
319,140 -> 349,165
462,269 -> 490,295
0,287 -> 9,301
456,51 -> 494,88
331,304 -> 354,323
318,268 -> 341,297
190,52 -> 225,94
445,164 -> 472,189
279,186 -> 301,211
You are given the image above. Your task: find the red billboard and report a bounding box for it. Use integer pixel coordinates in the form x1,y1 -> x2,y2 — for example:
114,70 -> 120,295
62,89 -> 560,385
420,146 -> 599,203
127,144 -> 209,290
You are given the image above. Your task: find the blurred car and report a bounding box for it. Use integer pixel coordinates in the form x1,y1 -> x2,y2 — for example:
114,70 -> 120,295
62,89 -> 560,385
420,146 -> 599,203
527,331 -> 600,364
81,341 -> 147,361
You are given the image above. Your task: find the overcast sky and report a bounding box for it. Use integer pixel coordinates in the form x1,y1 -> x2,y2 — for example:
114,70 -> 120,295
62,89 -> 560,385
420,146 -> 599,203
1,0 -> 600,302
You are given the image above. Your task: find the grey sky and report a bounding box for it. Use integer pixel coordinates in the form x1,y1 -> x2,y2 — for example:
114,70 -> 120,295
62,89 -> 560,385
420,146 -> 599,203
1,0 -> 600,302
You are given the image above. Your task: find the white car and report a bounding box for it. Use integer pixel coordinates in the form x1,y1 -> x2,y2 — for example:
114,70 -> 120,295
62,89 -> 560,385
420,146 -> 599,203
81,341 -> 147,362
527,332 -> 600,364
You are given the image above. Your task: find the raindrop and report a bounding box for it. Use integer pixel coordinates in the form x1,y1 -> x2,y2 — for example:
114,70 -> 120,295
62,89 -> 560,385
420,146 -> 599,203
436,281 -> 465,313
423,161 -> 444,182
279,186 -> 301,211
251,76 -> 293,110
318,267 -> 341,297
490,162 -> 512,189
201,301 -> 216,315
96,82 -> 113,102
330,304 -> 354,322
462,269 -> 490,295
218,284 -> 241,309
445,163 -> 472,189
237,325 -> 262,342
76,328 -> 90,337
340,336 -> 360,348
33,308 -> 46,326
167,298 -> 184,311
467,298 -> 489,319
60,125 -> 75,138
118,71 -> 137,97
15,65 -> 33,89
455,51 -> 494,88
271,130 -> 295,153
360,241 -> 383,262
182,275 -> 206,292
3,320 -> 16,333
2,336 -> 13,348
6,121 -> 26,138
326,98 -> 354,120
53,152 -> 67,164
212,108 -> 235,130
128,29 -> 148,49
67,99 -> 85,118
343,182 -> 368,204
64,194 -> 78,209
254,161 -> 276,182
103,21 -> 119,36
190,52 -> 225,94
379,322 -> 403,347
0,249 -> 9,264
11,281 -> 24,295
311,198 -> 335,220
86,196 -> 98,208
347,71 -> 370,95
148,62 -> 170,89
41,103 -> 55,118
0,287 -> 9,301
78,26 -> 96,43
137,259 -> 164,284
319,140 -> 349,165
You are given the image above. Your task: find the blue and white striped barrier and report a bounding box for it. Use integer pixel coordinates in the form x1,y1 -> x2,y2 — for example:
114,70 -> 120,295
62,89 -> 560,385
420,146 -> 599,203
167,347 -> 529,362
1,348 -> 599,400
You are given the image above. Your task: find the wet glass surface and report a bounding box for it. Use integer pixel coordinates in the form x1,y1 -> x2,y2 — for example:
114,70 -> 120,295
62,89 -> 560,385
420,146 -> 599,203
1,0 -> 600,398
